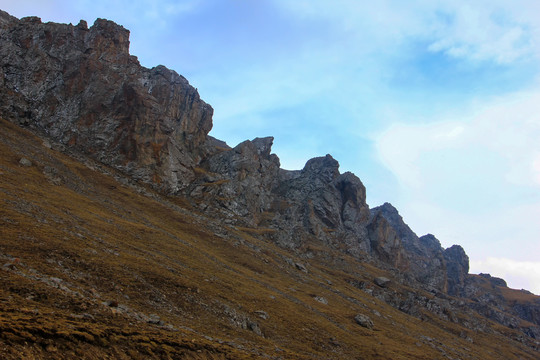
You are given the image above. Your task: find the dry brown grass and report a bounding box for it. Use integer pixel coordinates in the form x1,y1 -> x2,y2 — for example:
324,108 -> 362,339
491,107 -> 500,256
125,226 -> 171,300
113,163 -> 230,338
0,118 -> 538,359
500,287 -> 540,303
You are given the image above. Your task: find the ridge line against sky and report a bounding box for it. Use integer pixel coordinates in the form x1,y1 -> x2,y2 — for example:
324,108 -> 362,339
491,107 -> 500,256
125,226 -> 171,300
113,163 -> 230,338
1,0 -> 539,294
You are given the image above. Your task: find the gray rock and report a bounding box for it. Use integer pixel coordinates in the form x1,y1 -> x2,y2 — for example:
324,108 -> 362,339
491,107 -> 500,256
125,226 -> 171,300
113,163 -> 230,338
188,137 -> 280,226
367,212 -> 406,269
371,203 -> 449,293
479,273 -> 507,287
223,304 -> 263,336
295,262 -> 308,273
354,314 -> 374,329
269,155 -> 371,253
254,310 -> 269,320
148,314 -> 162,325
19,158 -> 32,167
374,277 -> 391,288
246,320 -> 262,336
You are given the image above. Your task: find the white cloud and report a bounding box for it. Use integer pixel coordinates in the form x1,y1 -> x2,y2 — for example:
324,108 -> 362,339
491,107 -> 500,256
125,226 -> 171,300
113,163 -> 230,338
470,258 -> 540,294
376,90 -> 540,191
376,90 -> 540,294
427,1 -> 537,64
275,0 -> 540,64
375,120 -> 472,189
533,153 -> 540,186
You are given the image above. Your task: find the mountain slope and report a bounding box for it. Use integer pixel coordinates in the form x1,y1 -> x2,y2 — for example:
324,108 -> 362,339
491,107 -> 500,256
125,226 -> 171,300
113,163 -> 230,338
1,116 -> 539,359
0,10 -> 539,359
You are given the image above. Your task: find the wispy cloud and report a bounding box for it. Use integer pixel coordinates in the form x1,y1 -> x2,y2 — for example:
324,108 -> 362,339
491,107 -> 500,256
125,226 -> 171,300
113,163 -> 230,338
275,0 -> 540,65
376,90 -> 540,193
427,1 -> 539,64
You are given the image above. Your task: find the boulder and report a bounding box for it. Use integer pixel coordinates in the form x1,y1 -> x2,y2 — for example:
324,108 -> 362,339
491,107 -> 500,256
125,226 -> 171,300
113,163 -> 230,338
19,158 -> 32,167
295,262 -> 308,273
374,277 -> 391,288
354,314 -> 374,329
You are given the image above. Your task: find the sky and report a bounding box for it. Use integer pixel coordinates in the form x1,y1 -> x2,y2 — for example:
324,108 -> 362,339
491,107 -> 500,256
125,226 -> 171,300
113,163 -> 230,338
1,0 -> 539,293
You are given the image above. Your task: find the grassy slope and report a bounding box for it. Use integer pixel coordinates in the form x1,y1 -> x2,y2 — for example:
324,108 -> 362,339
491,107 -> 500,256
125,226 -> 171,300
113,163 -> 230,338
0,118 -> 538,359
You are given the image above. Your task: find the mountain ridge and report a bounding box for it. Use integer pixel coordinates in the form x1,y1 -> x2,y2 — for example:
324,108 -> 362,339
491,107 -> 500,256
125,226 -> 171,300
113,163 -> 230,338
1,10 -> 539,358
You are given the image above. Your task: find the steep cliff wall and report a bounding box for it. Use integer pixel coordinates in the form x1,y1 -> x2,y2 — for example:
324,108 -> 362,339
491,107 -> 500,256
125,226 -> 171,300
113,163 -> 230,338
0,11 -> 213,192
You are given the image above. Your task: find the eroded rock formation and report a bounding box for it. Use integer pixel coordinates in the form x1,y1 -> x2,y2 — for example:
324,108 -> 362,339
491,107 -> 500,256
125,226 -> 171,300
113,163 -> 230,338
0,11 -> 213,192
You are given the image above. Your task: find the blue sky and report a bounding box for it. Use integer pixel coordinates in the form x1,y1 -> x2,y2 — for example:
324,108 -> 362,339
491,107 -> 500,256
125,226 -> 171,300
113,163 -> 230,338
2,0 -> 540,293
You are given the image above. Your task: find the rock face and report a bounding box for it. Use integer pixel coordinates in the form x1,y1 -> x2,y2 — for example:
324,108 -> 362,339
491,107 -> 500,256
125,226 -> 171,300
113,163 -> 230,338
367,211 -> 407,270
190,150 -> 372,254
269,155 -> 371,253
370,203 -> 470,295
444,244 -> 469,296
0,11 -> 213,192
188,136 -> 281,226
2,10 -> 540,343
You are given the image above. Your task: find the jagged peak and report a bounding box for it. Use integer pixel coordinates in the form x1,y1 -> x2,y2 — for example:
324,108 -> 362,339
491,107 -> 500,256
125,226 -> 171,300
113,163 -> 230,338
370,202 -> 418,244
92,17 -> 126,30
0,9 -> 17,23
20,16 -> 42,24
76,19 -> 88,29
252,136 -> 274,157
372,202 -> 398,214
370,203 -> 404,225
0,11 -> 213,190
232,137 -> 275,158
337,171 -> 362,184
445,244 -> 466,253
301,154 -> 340,181
419,233 -> 441,248
479,273 -> 508,287
86,17 -> 131,61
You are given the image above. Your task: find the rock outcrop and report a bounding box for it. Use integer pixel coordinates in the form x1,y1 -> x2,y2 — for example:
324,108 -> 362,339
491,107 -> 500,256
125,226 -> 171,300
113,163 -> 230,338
370,203 -> 470,296
0,10 -> 213,192
370,204 -> 447,292
444,244 -> 469,296
269,155 -> 371,253
188,136 -> 280,226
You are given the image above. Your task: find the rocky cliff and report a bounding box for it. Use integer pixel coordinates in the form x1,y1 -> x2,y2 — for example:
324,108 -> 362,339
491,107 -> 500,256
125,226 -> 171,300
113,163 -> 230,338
1,10 -> 539,350
0,10 -> 213,192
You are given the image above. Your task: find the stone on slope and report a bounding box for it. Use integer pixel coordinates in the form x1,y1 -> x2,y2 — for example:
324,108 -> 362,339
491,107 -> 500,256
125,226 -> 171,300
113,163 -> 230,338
354,314 -> 374,329
374,277 -> 391,288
